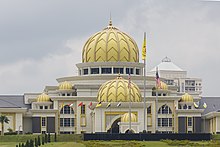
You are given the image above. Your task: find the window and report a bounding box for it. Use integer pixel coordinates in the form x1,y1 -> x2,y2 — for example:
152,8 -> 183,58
183,104 -> 187,109
113,68 -> 123,74
91,68 -> 99,74
81,104 -> 85,114
162,118 -> 168,127
158,118 -> 172,127
83,69 -> 88,75
60,105 -> 74,114
64,105 -> 71,114
40,106 -> 43,109
188,117 -> 192,127
147,106 -> 151,114
158,105 -> 172,114
136,69 -> 140,75
188,106 -> 192,109
71,118 -> 74,126
60,118 -> 63,127
101,68 -> 112,74
158,118 -> 161,127
126,68 -> 133,74
169,118 -> 172,127
62,93 -> 65,96
42,117 -> 46,127
67,93 -> 70,96
64,118 -> 71,127
45,106 -> 48,109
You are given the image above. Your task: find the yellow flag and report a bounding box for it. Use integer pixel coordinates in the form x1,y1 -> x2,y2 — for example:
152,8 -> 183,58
96,101 -> 102,108
60,102 -> 65,109
142,32 -> 147,60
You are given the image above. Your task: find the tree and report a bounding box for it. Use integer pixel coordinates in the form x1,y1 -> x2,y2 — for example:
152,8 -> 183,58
44,134 -> 48,143
0,115 -> 9,136
25,140 -> 30,147
35,138 -> 38,147
48,133 -> 51,143
30,139 -> 34,147
42,136 -> 45,145
37,136 -> 41,146
54,132 -> 57,142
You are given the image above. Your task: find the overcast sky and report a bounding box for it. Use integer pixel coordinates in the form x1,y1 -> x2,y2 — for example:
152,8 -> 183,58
0,0 -> 220,96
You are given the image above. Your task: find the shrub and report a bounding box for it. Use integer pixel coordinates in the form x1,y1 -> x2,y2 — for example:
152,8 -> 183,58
48,133 -> 51,143
38,136 -> 41,146
30,139 -> 34,147
54,132 -> 57,142
26,139 -> 30,147
35,138 -> 38,147
44,134 -> 48,143
42,136 -> 45,145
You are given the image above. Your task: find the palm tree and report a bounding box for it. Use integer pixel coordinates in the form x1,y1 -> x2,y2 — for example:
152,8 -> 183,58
0,115 -> 9,136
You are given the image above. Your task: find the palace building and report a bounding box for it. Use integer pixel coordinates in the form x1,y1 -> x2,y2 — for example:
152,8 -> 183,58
0,20 -> 220,135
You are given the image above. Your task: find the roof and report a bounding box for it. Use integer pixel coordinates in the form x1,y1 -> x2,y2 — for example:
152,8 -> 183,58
200,97 -> 220,114
150,57 -> 183,72
0,95 -> 30,108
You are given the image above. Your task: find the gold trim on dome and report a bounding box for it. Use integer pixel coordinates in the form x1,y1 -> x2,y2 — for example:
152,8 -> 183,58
59,81 -> 73,90
181,93 -> 193,102
37,93 -> 50,102
82,23 -> 139,63
97,77 -> 142,102
121,113 -> 137,122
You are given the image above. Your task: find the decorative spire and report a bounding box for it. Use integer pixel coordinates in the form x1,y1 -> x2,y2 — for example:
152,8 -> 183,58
109,12 -> 112,26
162,56 -> 171,62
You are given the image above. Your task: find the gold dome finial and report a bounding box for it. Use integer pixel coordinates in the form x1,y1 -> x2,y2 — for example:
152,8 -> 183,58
109,12 -> 112,26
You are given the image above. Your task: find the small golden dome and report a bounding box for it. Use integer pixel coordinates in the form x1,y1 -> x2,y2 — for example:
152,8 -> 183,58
181,93 -> 193,102
59,81 -> 73,90
159,81 -> 168,90
121,113 -> 137,122
97,76 -> 142,102
82,22 -> 139,63
37,93 -> 50,102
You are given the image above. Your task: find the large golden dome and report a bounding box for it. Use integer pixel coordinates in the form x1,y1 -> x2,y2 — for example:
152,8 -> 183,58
82,21 -> 139,63
97,76 -> 142,102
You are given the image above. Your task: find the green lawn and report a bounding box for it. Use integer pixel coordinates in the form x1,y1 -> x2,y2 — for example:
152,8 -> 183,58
1,141 -> 173,147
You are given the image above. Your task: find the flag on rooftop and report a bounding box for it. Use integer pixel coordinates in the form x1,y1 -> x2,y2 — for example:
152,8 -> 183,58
156,67 -> 161,88
88,102 -> 93,110
203,102 -> 207,108
106,102 -> 111,109
78,102 -> 83,107
117,102 -> 121,107
96,101 -> 102,108
142,32 -> 146,60
60,102 -> 65,109
68,102 -> 74,107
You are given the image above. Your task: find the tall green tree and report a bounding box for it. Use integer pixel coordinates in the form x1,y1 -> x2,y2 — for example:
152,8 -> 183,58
0,115 -> 9,136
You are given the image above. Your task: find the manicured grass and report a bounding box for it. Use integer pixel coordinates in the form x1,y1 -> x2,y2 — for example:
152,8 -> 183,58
81,140 -> 173,147
41,142 -> 85,147
0,134 -> 82,142
0,142 -> 18,147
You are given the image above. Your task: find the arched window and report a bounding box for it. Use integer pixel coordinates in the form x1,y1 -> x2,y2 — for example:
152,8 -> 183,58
158,105 -> 172,114
60,105 -> 74,114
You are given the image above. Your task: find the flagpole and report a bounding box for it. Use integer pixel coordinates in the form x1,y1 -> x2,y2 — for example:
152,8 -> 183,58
143,32 -> 147,133
129,71 -> 132,132
101,107 -> 103,132
155,67 -> 159,133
